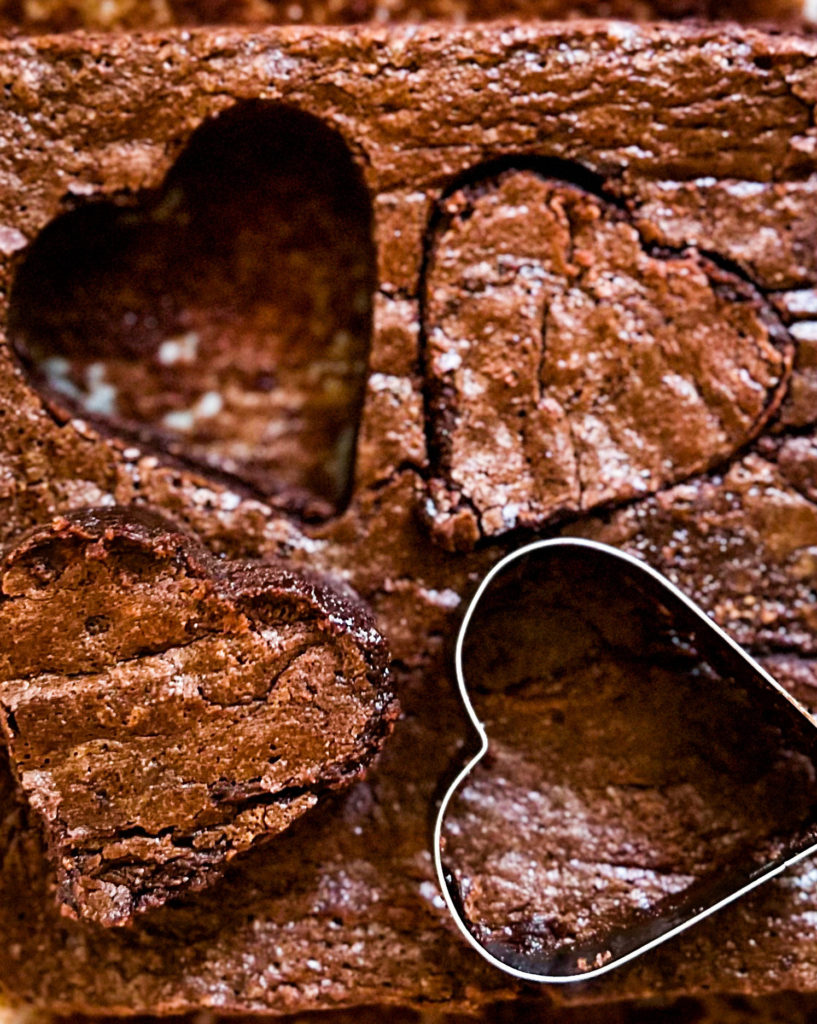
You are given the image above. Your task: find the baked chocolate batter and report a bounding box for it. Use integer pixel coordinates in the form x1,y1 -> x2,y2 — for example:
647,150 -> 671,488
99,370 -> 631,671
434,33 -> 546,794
0,18 -> 814,1018
424,170 -> 790,549
0,507 -> 395,927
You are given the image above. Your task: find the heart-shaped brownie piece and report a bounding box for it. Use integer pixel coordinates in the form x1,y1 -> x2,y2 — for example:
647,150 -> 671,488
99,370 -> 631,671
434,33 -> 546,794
0,507 -> 395,927
9,102 -> 375,519
436,540 -> 817,980
423,169 -> 792,550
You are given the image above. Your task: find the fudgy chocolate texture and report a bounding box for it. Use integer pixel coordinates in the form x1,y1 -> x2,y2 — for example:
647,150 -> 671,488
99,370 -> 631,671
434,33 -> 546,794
0,18 -> 817,1018
0,506 -> 394,927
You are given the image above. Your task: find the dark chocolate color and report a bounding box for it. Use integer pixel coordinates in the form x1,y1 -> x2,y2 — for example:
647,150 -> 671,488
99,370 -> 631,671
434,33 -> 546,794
0,0 -> 807,36
0,506 -> 395,927
0,18 -> 816,1018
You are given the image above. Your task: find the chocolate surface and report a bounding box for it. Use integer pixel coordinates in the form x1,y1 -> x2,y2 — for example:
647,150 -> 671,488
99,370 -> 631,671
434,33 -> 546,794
423,169 -> 790,548
0,18 -> 816,1018
0,506 -> 394,927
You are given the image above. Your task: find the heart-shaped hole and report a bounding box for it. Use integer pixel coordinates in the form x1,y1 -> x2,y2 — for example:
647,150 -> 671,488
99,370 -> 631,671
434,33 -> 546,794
436,541 -> 817,979
8,101 -> 375,519
423,164 -> 791,549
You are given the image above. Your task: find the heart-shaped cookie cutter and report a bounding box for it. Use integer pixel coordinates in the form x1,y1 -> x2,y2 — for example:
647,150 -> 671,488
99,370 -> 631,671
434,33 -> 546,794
434,537 -> 817,983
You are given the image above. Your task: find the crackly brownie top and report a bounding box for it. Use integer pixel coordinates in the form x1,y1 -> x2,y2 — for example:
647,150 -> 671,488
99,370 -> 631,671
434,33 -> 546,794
424,171 -> 792,549
0,18 -> 817,1018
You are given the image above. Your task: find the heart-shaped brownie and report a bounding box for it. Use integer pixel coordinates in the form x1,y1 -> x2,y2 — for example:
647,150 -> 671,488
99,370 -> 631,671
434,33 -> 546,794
423,169 -> 793,550
0,507 -> 395,928
8,102 -> 375,519
435,540 -> 817,980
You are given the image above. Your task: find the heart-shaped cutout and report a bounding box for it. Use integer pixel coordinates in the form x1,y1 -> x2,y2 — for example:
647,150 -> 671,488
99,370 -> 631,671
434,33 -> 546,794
435,539 -> 817,980
0,507 -> 395,928
8,101 -> 375,519
423,167 -> 792,550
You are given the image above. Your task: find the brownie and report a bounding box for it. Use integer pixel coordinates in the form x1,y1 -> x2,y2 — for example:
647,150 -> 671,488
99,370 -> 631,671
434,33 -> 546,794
0,17 -> 816,1019
423,170 -> 791,549
0,506 -> 395,927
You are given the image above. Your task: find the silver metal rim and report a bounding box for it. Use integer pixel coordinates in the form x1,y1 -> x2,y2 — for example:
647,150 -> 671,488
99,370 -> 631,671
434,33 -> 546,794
433,536 -> 817,983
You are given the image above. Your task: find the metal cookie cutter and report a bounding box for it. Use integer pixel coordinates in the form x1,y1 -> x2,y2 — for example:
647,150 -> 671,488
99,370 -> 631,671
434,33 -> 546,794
434,538 -> 817,983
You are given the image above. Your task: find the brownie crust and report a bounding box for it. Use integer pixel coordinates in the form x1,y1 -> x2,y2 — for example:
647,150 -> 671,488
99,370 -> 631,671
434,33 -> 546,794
0,18 -> 816,1018
423,169 -> 791,549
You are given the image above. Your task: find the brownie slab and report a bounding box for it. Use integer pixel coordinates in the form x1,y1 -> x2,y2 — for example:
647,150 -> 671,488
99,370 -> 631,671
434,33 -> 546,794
0,507 -> 394,927
0,18 -> 816,1018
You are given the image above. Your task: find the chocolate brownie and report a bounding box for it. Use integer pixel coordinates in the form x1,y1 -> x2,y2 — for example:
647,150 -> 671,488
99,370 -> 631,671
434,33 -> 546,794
0,506 -> 394,928
423,169 -> 791,549
0,17 -> 816,1019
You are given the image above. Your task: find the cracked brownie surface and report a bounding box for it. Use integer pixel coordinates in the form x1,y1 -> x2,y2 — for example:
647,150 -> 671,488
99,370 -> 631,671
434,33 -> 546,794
423,168 -> 791,548
0,18 -> 817,1018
